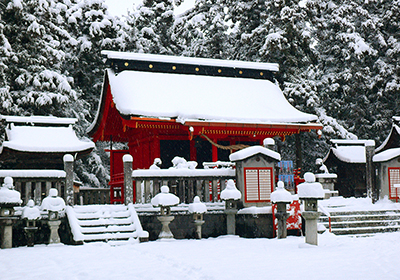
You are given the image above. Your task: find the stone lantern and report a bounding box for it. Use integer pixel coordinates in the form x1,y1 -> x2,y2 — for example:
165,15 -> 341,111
297,172 -> 324,245
22,199 -> 41,247
220,179 -> 242,235
0,176 -> 22,249
151,186 -> 180,240
188,196 -> 207,239
271,181 -> 293,239
40,188 -> 66,244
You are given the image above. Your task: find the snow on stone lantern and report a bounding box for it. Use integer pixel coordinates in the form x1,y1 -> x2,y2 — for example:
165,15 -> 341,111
40,188 -> 66,244
151,186 -> 180,240
22,199 -> 41,247
221,179 -> 242,235
0,176 -> 22,249
297,172 -> 324,246
315,158 -> 338,199
271,181 -> 293,239
188,196 -> 207,239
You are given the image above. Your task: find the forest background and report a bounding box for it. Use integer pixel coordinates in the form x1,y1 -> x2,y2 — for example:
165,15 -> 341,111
0,0 -> 399,188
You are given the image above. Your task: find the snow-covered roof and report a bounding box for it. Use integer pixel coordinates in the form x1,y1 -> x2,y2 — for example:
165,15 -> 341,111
373,148 -> 400,163
102,50 -> 280,72
229,146 -> 281,162
105,68 -> 318,125
1,124 -> 94,153
328,146 -> 366,163
375,124 -> 400,153
0,115 -> 77,125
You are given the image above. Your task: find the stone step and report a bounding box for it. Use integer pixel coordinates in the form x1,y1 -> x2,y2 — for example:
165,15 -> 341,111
317,209 -> 400,236
330,225 -> 400,235
66,205 -> 148,243
324,210 -> 400,216
319,213 -> 400,223
320,219 -> 400,229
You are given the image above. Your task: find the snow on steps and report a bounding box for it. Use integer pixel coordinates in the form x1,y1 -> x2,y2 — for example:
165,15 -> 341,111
318,210 -> 400,237
66,204 -> 149,245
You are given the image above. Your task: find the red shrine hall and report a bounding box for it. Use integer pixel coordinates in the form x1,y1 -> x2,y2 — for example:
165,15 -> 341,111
88,51 -> 322,181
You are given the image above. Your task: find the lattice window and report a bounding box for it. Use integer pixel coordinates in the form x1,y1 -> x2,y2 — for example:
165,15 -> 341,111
244,167 -> 273,202
388,168 -> 400,199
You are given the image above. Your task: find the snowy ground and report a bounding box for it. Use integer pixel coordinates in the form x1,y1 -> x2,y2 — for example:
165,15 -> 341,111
2,197 -> 400,280
1,232 -> 400,280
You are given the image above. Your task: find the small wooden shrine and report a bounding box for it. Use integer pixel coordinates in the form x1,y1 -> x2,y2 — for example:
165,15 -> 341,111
87,51 -> 322,202
374,117 -> 400,201
323,139 -> 372,197
0,115 -> 94,170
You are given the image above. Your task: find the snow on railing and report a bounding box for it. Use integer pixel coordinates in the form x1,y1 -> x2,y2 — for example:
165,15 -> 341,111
318,204 -> 332,232
131,168 -> 236,204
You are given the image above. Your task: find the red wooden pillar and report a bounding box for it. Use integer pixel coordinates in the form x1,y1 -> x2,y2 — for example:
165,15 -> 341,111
190,140 -> 197,162
212,138 -> 218,162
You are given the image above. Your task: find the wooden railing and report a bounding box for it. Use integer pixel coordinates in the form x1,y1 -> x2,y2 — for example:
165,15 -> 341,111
0,170 -> 67,206
131,169 -> 236,204
78,188 -> 110,205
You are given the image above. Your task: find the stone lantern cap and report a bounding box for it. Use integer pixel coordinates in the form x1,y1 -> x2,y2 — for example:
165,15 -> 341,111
0,176 -> 22,205
151,186 -> 180,207
22,199 -> 41,220
188,196 -> 207,214
220,179 -> 242,200
297,172 -> 325,199
271,181 -> 293,204
40,188 -> 66,212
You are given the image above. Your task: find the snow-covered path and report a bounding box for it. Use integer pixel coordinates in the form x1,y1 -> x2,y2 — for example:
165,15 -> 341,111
1,231 -> 400,280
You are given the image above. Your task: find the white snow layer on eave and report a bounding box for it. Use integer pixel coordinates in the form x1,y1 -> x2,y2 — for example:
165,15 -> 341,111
0,170 -> 66,178
3,125 -> 94,153
0,115 -> 77,125
373,148 -> 400,162
331,146 -> 366,163
229,146 -> 281,162
102,50 -> 280,72
107,69 -> 318,124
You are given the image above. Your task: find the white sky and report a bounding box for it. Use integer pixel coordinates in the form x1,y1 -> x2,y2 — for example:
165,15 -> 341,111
104,0 -> 195,16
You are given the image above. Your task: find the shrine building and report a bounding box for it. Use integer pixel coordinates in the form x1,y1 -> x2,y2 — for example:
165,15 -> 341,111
87,51 -> 323,179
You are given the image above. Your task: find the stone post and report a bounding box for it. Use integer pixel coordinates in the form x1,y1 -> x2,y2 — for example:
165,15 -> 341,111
298,173 -> 324,246
365,141 -> 376,203
271,181 -> 292,239
188,196 -> 207,239
123,154 -> 134,205
63,154 -> 74,206
0,218 -> 16,249
0,177 -> 22,249
220,180 -> 241,236
225,200 -> 238,235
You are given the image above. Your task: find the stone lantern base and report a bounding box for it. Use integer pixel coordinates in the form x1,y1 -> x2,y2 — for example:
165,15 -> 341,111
157,215 -> 175,239
302,211 -> 321,245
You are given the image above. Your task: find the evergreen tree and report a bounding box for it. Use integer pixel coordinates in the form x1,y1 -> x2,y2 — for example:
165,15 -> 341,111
306,0 -> 400,143
1,0 -> 78,116
173,0 -> 230,58
127,0 -> 177,54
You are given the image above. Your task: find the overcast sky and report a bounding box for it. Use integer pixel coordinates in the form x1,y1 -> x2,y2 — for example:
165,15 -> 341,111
104,0 -> 195,16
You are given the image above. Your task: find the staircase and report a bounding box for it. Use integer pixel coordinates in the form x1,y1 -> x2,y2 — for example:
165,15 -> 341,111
66,204 -> 149,245
318,209 -> 400,237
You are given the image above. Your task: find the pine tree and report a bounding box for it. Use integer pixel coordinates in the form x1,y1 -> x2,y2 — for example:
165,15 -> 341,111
2,0 -> 78,116
173,0 -> 230,58
306,0 -> 400,143
127,0 -> 177,54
